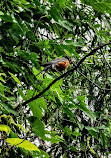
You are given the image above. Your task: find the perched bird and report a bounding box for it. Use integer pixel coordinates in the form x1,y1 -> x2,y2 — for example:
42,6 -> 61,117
36,57 -> 70,76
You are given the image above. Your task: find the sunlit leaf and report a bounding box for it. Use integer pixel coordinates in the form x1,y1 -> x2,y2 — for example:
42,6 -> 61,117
6,138 -> 40,151
0,11 -> 4,15
87,137 -> 96,154
0,76 -> 4,82
9,72 -> 21,85
0,125 -> 11,134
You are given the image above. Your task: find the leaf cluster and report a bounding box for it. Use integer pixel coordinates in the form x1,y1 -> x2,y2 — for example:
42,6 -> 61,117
0,0 -> 111,157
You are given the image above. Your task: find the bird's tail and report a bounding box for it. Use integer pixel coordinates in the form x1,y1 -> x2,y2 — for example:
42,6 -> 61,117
36,65 -> 52,76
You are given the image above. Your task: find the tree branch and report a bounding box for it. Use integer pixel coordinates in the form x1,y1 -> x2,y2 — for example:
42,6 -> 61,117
22,42 -> 111,106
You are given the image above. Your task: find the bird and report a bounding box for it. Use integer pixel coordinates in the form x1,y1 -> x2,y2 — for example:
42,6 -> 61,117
36,57 -> 70,76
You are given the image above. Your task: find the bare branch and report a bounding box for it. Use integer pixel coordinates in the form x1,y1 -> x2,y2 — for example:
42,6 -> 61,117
22,42 -> 111,106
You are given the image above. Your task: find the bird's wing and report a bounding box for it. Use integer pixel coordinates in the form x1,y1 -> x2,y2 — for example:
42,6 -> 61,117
42,57 -> 68,66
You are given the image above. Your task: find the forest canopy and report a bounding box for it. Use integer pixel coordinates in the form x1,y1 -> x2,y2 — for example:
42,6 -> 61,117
0,0 -> 111,157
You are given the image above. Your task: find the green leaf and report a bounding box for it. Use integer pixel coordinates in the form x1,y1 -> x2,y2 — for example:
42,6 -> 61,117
64,126 -> 72,136
88,130 -> 98,140
6,138 -> 40,151
86,126 -> 99,139
0,115 -> 8,120
65,41 -> 84,47
68,97 -> 97,119
56,0 -> 66,9
27,117 -> 45,138
45,130 -> 64,144
70,146 -> 78,152
0,94 -> 13,102
31,149 -> 49,158
36,98 -> 47,110
81,0 -> 111,14
1,15 -> 13,22
0,76 -> 4,82
85,126 -> 99,133
0,125 -> 11,134
9,117 -> 27,132
45,73 -> 55,79
72,128 -> 82,137
57,19 -> 73,31
51,79 -> 63,92
9,131 -> 18,138
33,67 -> 40,76
18,140 -> 40,151
26,90 -> 43,118
100,132 -> 108,148
64,107 -> 75,119
48,6 -> 62,21
78,123 -> 84,131
18,88 -> 26,100
0,103 -> 17,115
64,49 -> 71,56
0,73 -> 6,77
98,126 -> 109,130
26,31 -> 35,41
77,95 -> 86,102
87,137 -> 96,154
0,11 -> 4,15
29,101 -> 43,119
9,72 -> 21,85
50,135 -> 64,144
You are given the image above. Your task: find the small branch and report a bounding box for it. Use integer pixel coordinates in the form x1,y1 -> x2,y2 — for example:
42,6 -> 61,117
101,49 -> 111,69
22,42 -> 111,106
76,43 -> 111,68
77,69 -> 111,91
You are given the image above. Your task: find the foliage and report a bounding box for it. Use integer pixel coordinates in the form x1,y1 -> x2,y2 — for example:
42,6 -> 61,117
0,0 -> 111,157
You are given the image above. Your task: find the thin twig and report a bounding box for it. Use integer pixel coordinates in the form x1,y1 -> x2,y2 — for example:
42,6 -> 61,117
77,69 -> 111,91
101,49 -> 111,69
22,42 -> 111,106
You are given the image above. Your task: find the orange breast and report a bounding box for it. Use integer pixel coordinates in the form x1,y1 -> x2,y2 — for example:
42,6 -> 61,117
56,61 -> 69,70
